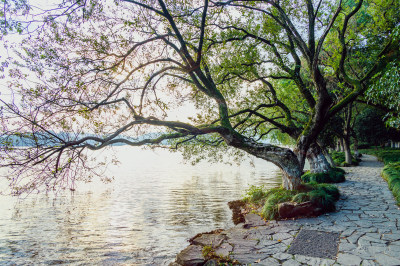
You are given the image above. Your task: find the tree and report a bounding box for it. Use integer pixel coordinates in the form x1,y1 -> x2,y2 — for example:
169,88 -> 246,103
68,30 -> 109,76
0,0 -> 398,194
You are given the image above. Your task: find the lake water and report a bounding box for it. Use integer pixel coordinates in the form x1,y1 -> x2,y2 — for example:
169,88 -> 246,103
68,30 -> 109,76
0,147 -> 281,265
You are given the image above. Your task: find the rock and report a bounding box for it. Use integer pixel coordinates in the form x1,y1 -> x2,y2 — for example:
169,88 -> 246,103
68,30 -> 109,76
228,200 -> 246,225
175,245 -> 205,266
278,201 -> 323,219
204,259 -> 218,266
191,233 -> 226,248
244,213 -> 267,228
214,243 -> 233,257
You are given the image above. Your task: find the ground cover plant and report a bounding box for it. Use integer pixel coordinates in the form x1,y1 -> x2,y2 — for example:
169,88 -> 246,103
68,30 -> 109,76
361,148 -> 400,204
301,167 -> 346,183
243,183 -> 340,220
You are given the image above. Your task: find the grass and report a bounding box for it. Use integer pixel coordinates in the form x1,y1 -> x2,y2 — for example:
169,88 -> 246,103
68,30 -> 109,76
244,183 -> 340,220
301,167 -> 346,183
330,151 -> 360,167
361,148 -> 400,205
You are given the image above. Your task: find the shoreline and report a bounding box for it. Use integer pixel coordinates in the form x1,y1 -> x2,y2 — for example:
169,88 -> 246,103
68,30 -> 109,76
171,155 -> 400,265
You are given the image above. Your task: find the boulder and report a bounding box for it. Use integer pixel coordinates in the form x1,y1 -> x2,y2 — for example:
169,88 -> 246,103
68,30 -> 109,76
191,233 -> 226,248
278,201 -> 323,219
175,245 -> 205,266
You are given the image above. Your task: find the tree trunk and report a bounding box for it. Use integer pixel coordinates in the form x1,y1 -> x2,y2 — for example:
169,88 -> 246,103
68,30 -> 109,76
306,142 -> 331,173
343,135 -> 352,165
338,138 -> 344,152
321,146 -> 336,167
353,135 -> 359,158
223,133 -> 302,190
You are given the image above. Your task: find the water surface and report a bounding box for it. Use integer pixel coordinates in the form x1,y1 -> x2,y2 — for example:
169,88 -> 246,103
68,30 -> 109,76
0,147 -> 281,265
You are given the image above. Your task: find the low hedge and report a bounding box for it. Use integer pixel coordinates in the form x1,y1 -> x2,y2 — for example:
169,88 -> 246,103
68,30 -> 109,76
301,167 -> 346,183
361,148 -> 400,205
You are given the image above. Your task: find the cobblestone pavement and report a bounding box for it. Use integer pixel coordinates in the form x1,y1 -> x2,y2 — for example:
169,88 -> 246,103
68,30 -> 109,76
174,155 -> 400,266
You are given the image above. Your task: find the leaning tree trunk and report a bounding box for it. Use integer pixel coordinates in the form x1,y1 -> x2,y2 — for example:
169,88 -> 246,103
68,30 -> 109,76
224,134 -> 302,190
306,142 -> 332,173
317,141 -> 336,167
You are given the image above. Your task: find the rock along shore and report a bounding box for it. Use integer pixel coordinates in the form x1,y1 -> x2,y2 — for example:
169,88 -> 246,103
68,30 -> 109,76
172,155 -> 400,266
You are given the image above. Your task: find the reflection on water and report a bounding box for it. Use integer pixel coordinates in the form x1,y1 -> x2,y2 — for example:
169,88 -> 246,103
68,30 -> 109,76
0,147 -> 281,265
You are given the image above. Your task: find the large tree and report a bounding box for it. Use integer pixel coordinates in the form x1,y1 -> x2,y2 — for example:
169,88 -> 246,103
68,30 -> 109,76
0,0 -> 398,194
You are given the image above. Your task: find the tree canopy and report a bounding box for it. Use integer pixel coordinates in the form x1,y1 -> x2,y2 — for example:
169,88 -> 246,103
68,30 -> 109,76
0,0 -> 399,194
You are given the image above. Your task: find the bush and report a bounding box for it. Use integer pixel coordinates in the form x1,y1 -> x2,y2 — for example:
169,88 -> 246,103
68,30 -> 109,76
249,183 -> 340,220
262,189 -> 297,220
361,148 -> 400,205
301,167 -> 345,183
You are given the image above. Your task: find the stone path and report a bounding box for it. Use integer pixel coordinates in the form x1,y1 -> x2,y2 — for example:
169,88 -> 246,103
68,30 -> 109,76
173,155 -> 400,266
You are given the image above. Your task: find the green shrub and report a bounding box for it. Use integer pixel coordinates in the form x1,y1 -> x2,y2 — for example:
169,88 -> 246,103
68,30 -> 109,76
308,189 -> 335,212
317,183 -> 341,201
262,188 -> 296,220
292,192 -> 310,203
301,167 -> 345,183
259,183 -> 340,220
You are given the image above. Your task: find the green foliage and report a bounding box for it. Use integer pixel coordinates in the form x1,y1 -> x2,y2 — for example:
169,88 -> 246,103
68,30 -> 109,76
262,189 -> 297,220
247,183 -> 340,220
354,108 -> 391,145
308,189 -> 335,212
330,151 -> 360,166
243,185 -> 268,203
367,59 -> 400,128
301,167 -> 346,183
292,192 -> 310,203
362,148 -> 400,204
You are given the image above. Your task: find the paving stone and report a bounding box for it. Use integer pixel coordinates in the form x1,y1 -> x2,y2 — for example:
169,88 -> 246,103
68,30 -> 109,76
282,259 -> 302,266
294,254 -> 323,265
254,257 -> 281,266
256,243 -> 287,255
382,232 -> 400,241
339,242 -> 357,252
367,245 -> 387,254
319,259 -> 336,266
375,253 -> 400,265
272,252 -> 292,261
346,232 -> 365,244
341,229 -> 355,237
388,243 -> 400,252
244,213 -> 267,228
272,232 -> 293,241
232,252 -> 268,264
360,260 -> 377,266
336,253 -> 362,265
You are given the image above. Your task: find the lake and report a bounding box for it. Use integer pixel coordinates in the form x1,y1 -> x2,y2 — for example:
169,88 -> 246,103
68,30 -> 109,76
0,147 -> 282,265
